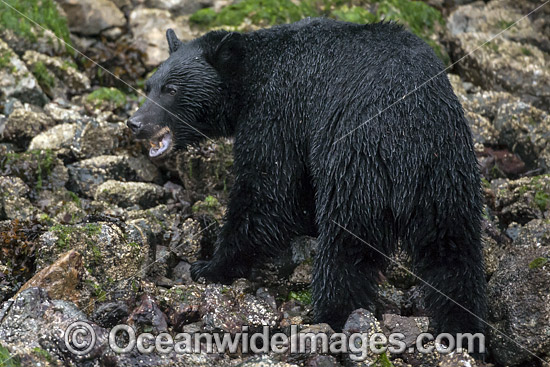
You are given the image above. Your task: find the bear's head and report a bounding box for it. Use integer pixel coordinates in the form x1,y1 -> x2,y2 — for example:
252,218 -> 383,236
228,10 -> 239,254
128,29 -> 243,158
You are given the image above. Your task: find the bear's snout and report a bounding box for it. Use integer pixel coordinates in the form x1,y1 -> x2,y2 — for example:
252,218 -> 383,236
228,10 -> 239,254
127,116 -> 143,133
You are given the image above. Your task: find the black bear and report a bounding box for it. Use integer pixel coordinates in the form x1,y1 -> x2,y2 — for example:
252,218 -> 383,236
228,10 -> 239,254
128,18 -> 487,339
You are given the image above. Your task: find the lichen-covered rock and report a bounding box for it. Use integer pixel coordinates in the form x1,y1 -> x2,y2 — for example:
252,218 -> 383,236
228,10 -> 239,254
0,149 -> 68,196
488,222 -> 550,366
169,217 -> 203,263
174,139 -> 234,196
482,219 -> 512,278
56,0 -> 126,36
43,101 -> 85,123
22,50 -> 90,99
446,0 -> 550,109
0,176 -> 40,220
200,283 -> 279,333
0,40 -> 48,106
0,287 -> 108,366
449,33 -> 549,109
28,123 -> 78,153
492,175 -> 550,227
162,284 -> 205,330
67,154 -> 162,196
94,180 -> 167,208
1,104 -> 54,148
447,0 -> 550,53
36,221 -> 147,309
492,102 -> 550,172
72,120 -> 132,158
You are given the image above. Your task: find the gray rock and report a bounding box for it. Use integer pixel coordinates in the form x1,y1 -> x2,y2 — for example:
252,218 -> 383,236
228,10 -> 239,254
0,39 -> 48,106
488,221 -> 550,366
145,0 -> 214,16
382,314 -> 429,348
240,356 -> 300,367
172,261 -> 193,284
342,309 -> 382,366
57,0 -> 126,36
94,180 -> 167,208
129,8 -> 196,67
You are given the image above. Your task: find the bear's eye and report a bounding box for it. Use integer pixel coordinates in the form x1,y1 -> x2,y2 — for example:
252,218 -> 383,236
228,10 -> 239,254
164,85 -> 177,96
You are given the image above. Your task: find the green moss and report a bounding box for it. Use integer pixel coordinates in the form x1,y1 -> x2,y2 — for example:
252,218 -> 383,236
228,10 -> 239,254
520,47 -> 533,57
375,0 -> 443,39
31,61 -> 56,90
67,191 -> 81,207
90,244 -> 102,261
0,49 -> 12,69
32,149 -> 54,190
535,191 -> 549,212
332,5 -> 378,24
2,149 -> 55,191
190,0 -> 319,28
190,0 -> 446,62
529,257 -> 548,270
51,224 -> 75,250
0,344 -> 20,367
496,19 -> 514,30
0,0 -> 72,51
84,223 -> 101,236
192,195 -> 221,213
288,289 -> 312,304
376,352 -> 395,367
31,347 -> 52,363
62,60 -> 77,69
484,42 -> 499,54
86,87 -> 126,109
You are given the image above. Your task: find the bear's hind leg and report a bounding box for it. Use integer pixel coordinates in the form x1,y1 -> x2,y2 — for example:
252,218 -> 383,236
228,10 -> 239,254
408,207 -> 487,342
312,220 -> 390,330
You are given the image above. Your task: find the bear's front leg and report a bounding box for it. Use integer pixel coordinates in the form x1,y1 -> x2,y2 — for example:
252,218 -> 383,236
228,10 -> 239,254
191,153 -> 304,284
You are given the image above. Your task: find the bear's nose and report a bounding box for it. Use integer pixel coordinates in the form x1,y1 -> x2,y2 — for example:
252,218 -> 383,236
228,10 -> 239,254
127,117 -> 142,132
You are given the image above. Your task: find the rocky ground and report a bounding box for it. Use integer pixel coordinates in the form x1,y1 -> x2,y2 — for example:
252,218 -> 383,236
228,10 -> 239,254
0,0 -> 549,366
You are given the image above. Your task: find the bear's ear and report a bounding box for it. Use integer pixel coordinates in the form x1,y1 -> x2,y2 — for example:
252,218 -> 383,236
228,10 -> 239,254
166,28 -> 181,54
204,31 -> 244,76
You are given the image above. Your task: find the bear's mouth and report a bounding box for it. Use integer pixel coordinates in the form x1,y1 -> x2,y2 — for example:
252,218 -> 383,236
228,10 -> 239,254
148,127 -> 173,158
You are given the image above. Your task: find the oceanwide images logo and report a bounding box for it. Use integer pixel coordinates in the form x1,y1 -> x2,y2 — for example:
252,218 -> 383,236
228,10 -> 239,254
64,321 -> 485,360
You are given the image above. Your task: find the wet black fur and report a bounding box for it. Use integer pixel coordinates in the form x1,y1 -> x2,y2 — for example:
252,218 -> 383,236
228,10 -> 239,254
131,18 -> 487,337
